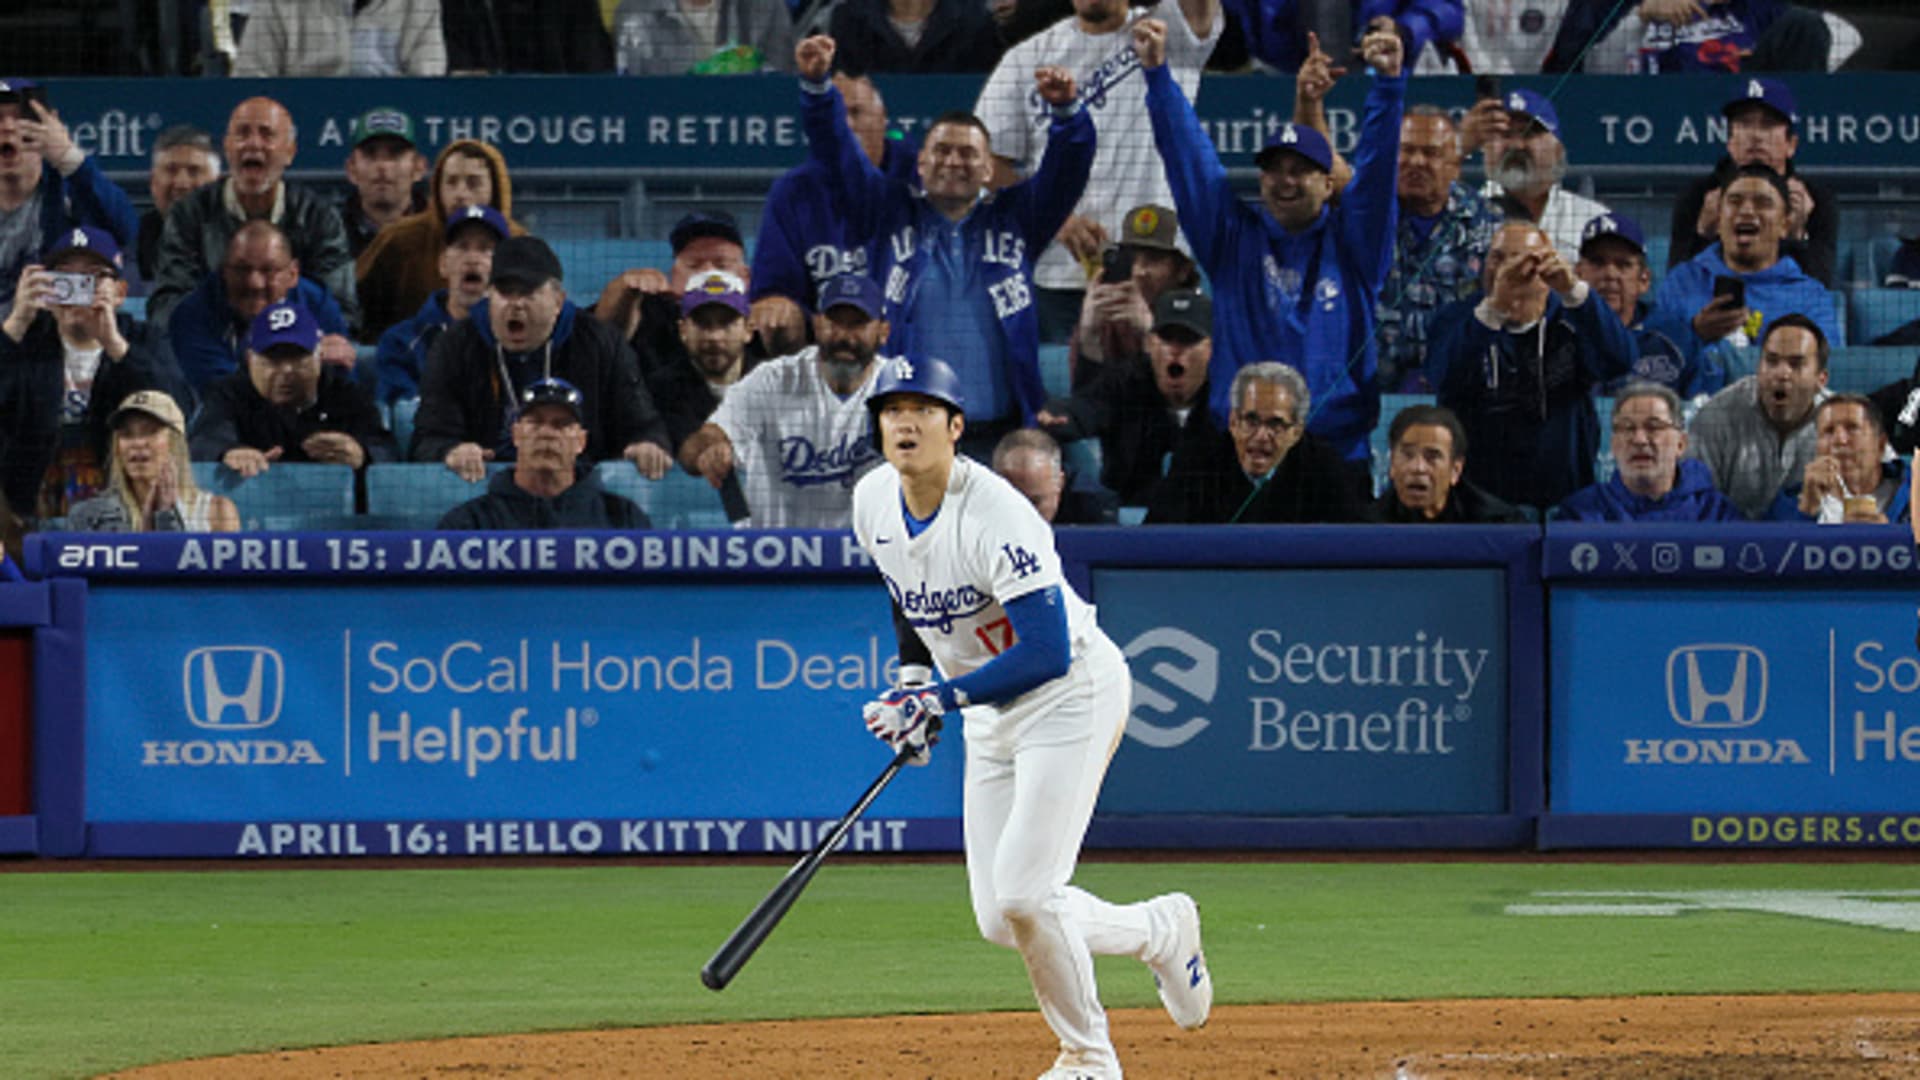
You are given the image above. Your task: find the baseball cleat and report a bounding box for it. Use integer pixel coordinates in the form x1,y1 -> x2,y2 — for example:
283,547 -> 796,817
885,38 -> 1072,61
1149,892 -> 1211,1030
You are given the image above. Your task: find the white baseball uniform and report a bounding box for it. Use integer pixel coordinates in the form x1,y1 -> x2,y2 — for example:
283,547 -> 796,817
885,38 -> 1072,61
852,456 -> 1188,1075
709,347 -> 887,528
976,4 -> 1220,292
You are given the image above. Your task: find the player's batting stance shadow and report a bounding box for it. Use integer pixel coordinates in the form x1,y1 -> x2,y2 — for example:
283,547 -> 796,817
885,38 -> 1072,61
701,718 -> 940,991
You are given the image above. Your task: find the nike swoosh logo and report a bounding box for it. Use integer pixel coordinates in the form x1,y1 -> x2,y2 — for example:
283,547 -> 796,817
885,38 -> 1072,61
875,536 -> 893,545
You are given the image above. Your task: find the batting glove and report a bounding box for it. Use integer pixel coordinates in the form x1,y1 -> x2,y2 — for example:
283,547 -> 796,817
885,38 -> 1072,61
863,682 -> 943,765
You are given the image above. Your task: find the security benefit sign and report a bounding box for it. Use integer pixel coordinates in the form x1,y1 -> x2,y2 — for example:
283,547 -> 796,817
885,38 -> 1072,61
1092,569 -> 1509,815
84,582 -> 959,832
1552,588 -> 1920,813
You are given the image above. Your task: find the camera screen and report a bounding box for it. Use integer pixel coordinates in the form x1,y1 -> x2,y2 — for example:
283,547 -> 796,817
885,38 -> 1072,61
45,272 -> 97,308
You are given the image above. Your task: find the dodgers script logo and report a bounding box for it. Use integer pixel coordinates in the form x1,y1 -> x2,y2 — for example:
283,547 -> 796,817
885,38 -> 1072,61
183,646 -> 285,730
780,432 -> 877,488
1666,644 -> 1768,730
884,572 -> 993,633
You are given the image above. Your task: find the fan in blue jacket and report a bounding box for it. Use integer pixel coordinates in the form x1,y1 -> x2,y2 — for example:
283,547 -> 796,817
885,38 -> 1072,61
169,268 -> 348,395
1766,394 -> 1913,525
750,72 -> 919,348
1559,384 -> 1742,522
1139,15 -> 1405,465
1644,166 -> 1839,384
796,35 -> 1093,443
0,80 -> 140,318
372,204 -> 509,403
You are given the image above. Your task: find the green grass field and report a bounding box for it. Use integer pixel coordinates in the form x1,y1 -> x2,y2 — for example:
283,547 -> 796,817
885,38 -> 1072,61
8,859 -> 1920,1079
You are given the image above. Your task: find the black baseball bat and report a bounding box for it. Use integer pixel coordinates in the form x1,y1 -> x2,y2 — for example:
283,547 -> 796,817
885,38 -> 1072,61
700,719 -> 938,991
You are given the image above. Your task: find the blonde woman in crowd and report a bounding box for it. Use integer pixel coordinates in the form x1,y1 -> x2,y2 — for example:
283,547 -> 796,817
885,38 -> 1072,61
65,391 -> 238,533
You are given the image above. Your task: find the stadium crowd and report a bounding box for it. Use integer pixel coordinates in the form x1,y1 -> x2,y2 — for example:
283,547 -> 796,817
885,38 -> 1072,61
2,0 -> 1919,556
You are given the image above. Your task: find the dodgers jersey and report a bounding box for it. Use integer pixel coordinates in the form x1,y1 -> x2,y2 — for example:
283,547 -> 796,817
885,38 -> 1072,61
710,347 -> 887,528
975,4 -> 1219,292
852,456 -> 1097,683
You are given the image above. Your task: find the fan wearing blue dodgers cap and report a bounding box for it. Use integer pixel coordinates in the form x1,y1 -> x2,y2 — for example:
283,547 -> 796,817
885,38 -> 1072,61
1136,15 -> 1404,472
187,300 -> 397,478
794,34 -> 1093,461
437,376 -> 651,532
1668,76 -> 1835,288
0,224 -> 186,525
166,220 -> 354,394
371,204 -> 510,404
0,77 -> 140,321
1473,86 -> 1611,265
676,272 -> 892,528
1574,213 -> 1721,399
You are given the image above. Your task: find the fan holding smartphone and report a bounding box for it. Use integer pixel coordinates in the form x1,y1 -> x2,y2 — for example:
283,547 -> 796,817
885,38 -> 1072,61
1645,163 -> 1840,362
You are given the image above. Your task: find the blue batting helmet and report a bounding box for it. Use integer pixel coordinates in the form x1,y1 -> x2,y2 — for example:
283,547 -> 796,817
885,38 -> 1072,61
867,356 -> 965,417
867,356 -> 965,448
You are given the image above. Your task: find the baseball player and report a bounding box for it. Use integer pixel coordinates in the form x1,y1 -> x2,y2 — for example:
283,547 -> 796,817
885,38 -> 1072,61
852,356 -> 1208,1080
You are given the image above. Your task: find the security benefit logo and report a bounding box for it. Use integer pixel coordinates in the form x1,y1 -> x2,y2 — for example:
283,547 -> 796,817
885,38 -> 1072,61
146,646 -> 322,766
1123,626 -> 1492,758
1628,643 -> 1805,765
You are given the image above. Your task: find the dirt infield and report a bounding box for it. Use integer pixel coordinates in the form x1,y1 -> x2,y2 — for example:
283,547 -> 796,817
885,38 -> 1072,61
110,993 -> 1920,1078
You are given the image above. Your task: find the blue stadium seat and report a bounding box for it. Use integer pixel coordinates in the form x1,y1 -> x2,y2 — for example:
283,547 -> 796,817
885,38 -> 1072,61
364,463 -> 507,530
1849,288 -> 1920,346
1038,344 -> 1071,398
1117,505 -> 1147,526
190,462 -> 357,531
595,463 -> 730,528
1828,346 -> 1918,394
549,238 -> 675,292
1643,233 -> 1671,280
1061,436 -> 1102,490
389,397 -> 420,456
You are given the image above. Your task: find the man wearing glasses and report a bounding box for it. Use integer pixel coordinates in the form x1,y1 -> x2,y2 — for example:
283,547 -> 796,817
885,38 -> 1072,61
1146,361 -> 1365,524
1556,383 -> 1741,523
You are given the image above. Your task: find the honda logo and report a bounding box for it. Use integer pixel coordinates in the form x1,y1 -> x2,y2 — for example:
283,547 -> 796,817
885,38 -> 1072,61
1666,645 -> 1767,729
183,647 -> 285,730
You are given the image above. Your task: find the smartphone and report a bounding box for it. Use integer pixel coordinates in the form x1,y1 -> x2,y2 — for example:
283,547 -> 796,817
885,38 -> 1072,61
1099,244 -> 1134,285
1475,75 -> 1502,102
43,271 -> 96,307
1711,275 -> 1746,309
